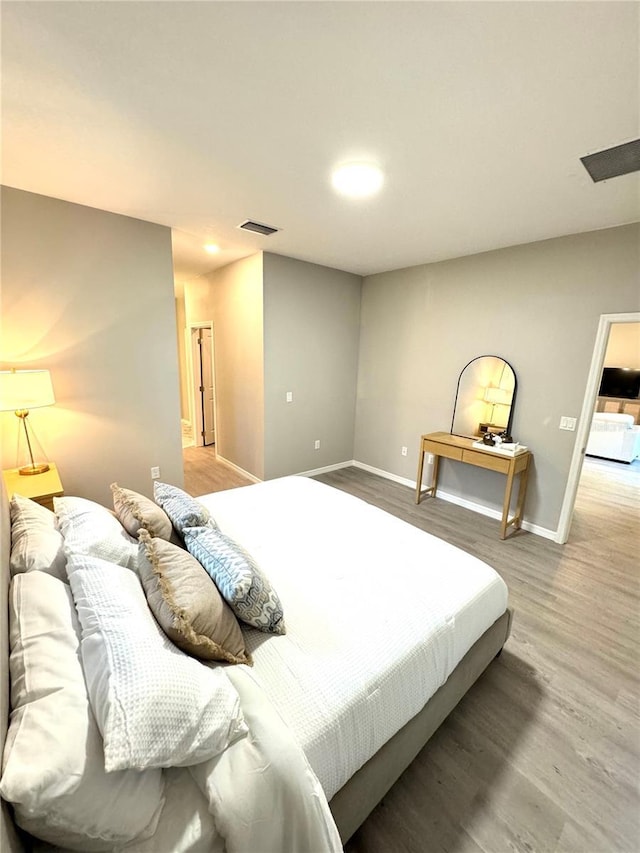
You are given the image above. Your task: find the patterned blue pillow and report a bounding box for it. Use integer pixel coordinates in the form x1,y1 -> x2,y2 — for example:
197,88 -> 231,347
153,482 -> 215,535
183,526 -> 285,635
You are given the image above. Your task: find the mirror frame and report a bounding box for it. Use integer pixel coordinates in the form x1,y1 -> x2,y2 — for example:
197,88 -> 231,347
450,355 -> 517,439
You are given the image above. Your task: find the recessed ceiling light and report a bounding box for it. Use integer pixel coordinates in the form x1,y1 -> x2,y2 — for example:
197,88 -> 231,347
331,163 -> 384,198
203,243 -> 220,254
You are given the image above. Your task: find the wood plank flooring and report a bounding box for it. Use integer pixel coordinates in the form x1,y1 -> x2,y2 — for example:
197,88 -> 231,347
182,445 -> 254,495
183,449 -> 640,853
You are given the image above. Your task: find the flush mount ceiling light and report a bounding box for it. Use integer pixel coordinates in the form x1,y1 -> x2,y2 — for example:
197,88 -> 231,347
331,163 -> 384,198
203,243 -> 220,254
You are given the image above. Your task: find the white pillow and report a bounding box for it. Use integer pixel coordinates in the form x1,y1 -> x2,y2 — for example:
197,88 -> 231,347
55,495 -> 138,570
67,553 -> 248,772
0,572 -> 164,852
9,494 -> 66,581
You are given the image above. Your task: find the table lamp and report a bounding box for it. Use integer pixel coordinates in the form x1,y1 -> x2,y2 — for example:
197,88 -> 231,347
0,368 -> 56,475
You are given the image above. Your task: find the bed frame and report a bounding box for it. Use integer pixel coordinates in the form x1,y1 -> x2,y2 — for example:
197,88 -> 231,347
0,479 -> 512,850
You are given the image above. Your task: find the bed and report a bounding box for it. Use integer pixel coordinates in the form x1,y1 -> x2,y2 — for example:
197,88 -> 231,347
0,474 -> 512,852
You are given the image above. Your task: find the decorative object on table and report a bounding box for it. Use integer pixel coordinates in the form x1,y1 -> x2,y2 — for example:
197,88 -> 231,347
482,432 -> 496,445
0,369 -> 55,475
471,439 -> 528,456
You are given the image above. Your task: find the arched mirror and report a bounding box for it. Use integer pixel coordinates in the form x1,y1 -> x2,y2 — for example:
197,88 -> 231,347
450,355 -> 517,439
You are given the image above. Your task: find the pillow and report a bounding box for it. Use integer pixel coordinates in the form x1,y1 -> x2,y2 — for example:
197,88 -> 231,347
183,526 -> 286,635
153,480 -> 215,535
9,494 -> 66,581
137,529 -> 251,665
55,495 -> 138,570
66,553 -> 248,772
111,482 -> 172,540
0,572 -> 164,851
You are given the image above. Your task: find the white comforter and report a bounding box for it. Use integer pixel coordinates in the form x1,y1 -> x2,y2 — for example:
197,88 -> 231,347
123,665 -> 342,853
33,475 -> 507,853
199,476 -> 508,799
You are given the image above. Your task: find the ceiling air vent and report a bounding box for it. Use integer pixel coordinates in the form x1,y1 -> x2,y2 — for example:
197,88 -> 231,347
237,219 -> 280,236
580,138 -> 640,183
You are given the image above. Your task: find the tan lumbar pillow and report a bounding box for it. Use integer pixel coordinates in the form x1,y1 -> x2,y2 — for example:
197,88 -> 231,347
137,529 -> 251,666
111,483 -> 173,541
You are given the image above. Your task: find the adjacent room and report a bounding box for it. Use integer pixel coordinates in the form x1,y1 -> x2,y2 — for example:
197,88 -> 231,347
1,2 -> 638,852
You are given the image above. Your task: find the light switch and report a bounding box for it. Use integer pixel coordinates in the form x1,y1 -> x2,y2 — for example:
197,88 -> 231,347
286,391 -> 293,403
559,416 -> 577,431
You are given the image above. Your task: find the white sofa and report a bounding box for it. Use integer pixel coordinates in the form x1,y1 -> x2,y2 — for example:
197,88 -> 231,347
586,412 -> 640,464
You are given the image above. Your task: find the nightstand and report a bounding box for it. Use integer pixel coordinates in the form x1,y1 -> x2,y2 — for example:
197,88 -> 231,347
2,463 -> 64,511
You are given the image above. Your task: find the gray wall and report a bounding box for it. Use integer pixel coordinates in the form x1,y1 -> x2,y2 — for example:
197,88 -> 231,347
0,187 -> 183,505
188,254 -> 265,479
263,253 -> 361,479
355,224 -> 640,533
175,292 -> 190,421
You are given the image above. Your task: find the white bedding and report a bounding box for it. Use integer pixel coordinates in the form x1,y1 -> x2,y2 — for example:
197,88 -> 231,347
14,475 -> 507,853
124,664 -> 342,853
198,476 -> 508,799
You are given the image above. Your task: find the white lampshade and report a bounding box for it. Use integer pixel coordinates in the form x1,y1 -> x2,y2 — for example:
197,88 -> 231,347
0,369 -> 56,411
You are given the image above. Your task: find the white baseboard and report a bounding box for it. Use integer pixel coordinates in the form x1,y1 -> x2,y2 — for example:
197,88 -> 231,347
352,460 -> 556,541
352,460 -> 416,489
215,454 -> 262,484
296,460 -> 354,478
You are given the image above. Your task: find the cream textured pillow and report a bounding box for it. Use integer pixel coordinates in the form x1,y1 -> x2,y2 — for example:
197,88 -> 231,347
0,572 -> 164,852
111,482 -> 172,540
67,553 -> 248,772
9,494 -> 66,581
55,495 -> 138,570
138,529 -> 251,665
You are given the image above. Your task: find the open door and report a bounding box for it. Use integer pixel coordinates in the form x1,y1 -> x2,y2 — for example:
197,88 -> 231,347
199,328 -> 215,446
557,311 -> 640,543
190,324 -> 216,448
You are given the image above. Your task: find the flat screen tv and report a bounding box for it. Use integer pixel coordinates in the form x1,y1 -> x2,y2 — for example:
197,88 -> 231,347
598,367 -> 640,399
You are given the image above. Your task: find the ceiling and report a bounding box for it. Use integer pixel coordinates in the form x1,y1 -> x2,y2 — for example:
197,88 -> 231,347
2,1 -> 638,282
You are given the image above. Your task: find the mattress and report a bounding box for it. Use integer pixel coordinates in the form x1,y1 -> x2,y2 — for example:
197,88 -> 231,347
198,476 -> 508,799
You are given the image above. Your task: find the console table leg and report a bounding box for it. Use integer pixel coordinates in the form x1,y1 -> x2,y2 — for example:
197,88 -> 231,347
513,459 -> 531,530
430,454 -> 440,498
500,466 -> 517,539
416,449 -> 439,504
415,450 -> 426,504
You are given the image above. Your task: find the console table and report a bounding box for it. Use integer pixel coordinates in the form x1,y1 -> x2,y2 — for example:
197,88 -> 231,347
415,432 -> 531,540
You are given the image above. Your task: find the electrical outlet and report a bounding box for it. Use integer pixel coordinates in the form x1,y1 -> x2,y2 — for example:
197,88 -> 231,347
286,391 -> 293,403
150,466 -> 160,479
401,446 -> 408,456
314,440 -> 320,450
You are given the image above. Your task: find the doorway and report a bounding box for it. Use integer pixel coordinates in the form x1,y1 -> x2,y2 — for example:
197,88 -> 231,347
190,324 -> 216,448
557,312 -> 640,543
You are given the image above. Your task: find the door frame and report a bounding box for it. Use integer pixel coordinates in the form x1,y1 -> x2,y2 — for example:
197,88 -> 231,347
556,311 -> 640,543
188,321 -> 217,449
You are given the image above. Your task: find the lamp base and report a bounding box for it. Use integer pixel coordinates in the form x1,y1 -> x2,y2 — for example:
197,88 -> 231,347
18,462 -> 50,476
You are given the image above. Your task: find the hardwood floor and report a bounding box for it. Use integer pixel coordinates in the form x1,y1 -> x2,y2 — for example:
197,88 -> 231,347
182,445 -> 254,495
184,449 -> 640,852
